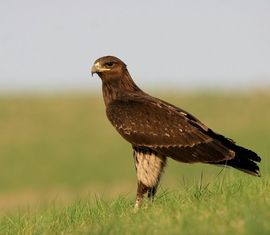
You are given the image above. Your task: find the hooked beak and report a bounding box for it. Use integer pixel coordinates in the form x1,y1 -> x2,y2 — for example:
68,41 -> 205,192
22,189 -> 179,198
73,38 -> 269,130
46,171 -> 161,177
91,63 -> 100,76
91,62 -> 110,77
91,65 -> 97,76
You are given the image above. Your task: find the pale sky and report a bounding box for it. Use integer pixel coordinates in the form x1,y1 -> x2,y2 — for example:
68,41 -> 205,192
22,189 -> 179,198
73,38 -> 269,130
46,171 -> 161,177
0,0 -> 270,92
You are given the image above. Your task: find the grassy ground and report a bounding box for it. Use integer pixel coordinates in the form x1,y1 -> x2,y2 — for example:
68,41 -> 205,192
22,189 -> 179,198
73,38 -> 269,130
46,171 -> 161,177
0,91 -> 269,234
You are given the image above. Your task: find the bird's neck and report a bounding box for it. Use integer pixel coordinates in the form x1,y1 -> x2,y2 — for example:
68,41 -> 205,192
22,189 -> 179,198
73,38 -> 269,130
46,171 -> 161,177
102,70 -> 142,106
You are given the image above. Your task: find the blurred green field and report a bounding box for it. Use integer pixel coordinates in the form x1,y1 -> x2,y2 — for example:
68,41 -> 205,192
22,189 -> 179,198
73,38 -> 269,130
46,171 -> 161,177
0,91 -> 269,234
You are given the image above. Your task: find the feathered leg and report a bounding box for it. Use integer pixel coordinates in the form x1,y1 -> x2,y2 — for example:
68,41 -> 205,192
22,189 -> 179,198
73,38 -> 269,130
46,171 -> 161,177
133,147 -> 166,210
148,185 -> 158,200
134,181 -> 148,209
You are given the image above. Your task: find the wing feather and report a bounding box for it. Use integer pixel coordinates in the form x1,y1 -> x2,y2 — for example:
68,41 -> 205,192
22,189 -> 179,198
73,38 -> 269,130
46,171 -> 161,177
106,94 -> 235,162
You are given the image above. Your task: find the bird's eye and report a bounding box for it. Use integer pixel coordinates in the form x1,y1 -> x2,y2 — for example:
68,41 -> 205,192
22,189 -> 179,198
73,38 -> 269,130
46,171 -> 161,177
105,62 -> 114,67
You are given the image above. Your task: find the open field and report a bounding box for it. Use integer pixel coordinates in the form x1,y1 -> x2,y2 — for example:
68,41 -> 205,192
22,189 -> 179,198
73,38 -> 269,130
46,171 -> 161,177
0,91 -> 269,234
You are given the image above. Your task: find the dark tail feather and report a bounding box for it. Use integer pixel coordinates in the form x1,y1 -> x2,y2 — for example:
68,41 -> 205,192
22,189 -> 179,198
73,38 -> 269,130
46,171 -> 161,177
214,145 -> 261,177
206,129 -> 261,176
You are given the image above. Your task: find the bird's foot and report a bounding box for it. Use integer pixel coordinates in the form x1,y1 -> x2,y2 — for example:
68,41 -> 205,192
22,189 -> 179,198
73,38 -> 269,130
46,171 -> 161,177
133,197 -> 143,212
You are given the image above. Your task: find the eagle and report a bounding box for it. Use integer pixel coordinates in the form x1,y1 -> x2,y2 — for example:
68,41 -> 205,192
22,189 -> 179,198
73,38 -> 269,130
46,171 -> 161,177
91,55 -> 261,209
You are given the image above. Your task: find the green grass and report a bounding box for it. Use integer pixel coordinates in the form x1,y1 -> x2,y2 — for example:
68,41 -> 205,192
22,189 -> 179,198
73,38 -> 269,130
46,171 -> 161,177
1,176 -> 269,235
0,91 -> 269,234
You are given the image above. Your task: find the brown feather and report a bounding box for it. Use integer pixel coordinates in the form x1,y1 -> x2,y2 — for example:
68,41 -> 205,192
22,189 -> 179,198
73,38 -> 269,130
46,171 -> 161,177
92,55 -> 261,176
106,94 -> 235,162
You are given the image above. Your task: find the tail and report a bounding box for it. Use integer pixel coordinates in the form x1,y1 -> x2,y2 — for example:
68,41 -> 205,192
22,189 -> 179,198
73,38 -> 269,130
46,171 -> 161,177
215,144 -> 261,176
206,129 -> 261,176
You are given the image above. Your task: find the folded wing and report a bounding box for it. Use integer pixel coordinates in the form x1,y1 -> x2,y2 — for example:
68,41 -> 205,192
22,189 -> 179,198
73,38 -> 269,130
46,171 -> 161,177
106,94 -> 235,163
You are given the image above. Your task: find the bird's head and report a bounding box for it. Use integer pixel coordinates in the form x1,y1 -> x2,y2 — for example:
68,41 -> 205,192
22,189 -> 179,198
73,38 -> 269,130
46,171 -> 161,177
91,56 -> 127,81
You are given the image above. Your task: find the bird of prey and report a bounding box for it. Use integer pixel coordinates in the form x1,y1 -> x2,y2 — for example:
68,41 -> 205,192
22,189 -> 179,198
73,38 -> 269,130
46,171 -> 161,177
91,55 -> 261,209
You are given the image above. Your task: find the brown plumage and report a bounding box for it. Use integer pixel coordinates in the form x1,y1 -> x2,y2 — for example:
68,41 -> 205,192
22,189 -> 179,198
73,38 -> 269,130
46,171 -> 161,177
91,55 -> 261,209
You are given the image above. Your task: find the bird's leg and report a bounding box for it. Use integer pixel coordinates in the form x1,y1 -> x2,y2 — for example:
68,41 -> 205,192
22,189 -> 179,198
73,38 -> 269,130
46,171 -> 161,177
134,183 -> 157,210
147,185 -> 158,202
134,181 -> 148,210
133,147 -> 167,210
